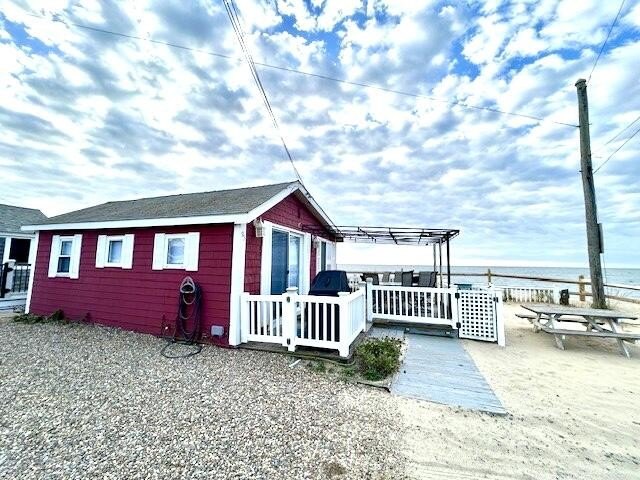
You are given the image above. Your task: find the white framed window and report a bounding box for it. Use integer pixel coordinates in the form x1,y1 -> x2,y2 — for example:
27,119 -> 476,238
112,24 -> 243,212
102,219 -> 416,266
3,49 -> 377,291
96,234 -> 134,269
48,234 -> 82,279
152,232 -> 200,271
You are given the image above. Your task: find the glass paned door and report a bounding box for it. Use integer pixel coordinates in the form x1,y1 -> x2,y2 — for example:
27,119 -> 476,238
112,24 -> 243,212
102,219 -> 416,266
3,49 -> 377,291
288,235 -> 301,289
271,230 -> 288,294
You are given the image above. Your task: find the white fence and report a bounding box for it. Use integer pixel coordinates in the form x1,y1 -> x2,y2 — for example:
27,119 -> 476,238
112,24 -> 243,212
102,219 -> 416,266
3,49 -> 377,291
241,287 -> 367,357
241,283 -> 508,354
458,289 -> 505,346
370,285 -> 458,326
497,285 -> 558,304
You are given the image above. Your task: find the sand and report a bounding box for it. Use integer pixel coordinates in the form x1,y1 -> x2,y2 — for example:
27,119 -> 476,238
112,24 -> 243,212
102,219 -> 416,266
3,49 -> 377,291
397,303 -> 640,480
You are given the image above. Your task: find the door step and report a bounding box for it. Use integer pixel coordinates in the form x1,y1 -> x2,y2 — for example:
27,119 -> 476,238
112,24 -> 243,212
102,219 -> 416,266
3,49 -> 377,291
405,326 -> 458,338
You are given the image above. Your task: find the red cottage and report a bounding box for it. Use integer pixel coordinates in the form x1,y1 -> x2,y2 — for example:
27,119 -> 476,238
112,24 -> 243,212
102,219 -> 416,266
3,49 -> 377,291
23,182 -> 338,347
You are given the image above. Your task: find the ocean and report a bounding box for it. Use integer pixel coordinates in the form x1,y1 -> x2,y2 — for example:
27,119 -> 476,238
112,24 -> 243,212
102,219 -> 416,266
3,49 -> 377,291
339,264 -> 640,299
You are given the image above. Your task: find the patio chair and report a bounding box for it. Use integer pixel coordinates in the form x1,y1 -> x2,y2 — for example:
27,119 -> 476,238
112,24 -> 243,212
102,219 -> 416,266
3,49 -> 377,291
381,272 -> 390,283
418,271 -> 437,288
401,271 -> 414,287
361,272 -> 379,285
393,271 -> 403,283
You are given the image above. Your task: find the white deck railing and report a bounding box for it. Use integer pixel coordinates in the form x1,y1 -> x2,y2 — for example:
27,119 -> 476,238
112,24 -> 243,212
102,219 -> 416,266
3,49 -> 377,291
241,287 -> 367,357
370,285 -> 458,327
497,285 -> 558,304
244,294 -> 286,343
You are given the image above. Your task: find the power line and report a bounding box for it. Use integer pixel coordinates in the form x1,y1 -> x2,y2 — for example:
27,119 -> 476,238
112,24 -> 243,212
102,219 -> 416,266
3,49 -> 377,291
593,123 -> 640,174
601,114 -> 640,147
221,0 -> 303,183
24,12 -> 578,128
587,0 -> 626,84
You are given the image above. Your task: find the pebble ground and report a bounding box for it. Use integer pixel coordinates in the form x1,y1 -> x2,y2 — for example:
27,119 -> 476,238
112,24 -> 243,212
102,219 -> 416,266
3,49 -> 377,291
0,318 -> 404,479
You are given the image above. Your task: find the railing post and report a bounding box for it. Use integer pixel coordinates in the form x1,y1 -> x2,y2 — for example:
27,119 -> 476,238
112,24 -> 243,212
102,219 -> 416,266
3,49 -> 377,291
494,289 -> 505,347
365,278 -> 373,328
240,292 -> 250,343
1,260 -> 16,298
553,287 -> 560,304
450,287 -> 460,328
578,275 -> 586,302
284,287 -> 298,352
337,292 -> 350,357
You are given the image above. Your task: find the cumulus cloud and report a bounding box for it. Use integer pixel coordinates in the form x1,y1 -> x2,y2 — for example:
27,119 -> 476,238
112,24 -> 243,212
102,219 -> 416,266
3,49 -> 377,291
0,0 -> 638,267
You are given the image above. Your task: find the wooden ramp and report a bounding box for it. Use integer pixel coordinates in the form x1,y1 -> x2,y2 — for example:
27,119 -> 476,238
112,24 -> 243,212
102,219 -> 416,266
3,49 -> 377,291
386,330 -> 506,415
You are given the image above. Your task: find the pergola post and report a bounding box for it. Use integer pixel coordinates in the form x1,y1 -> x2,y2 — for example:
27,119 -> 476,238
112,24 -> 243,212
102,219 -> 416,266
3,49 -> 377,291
446,235 -> 451,287
438,239 -> 443,287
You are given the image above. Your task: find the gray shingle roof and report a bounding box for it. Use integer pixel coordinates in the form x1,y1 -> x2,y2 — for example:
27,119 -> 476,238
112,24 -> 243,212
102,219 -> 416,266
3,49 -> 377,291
31,182 -> 299,226
0,204 -> 47,233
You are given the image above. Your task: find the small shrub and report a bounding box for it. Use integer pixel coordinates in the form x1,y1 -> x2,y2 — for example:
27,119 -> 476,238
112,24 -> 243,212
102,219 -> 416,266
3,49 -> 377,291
13,309 -> 66,324
13,313 -> 45,324
48,309 -> 65,322
309,360 -> 327,373
355,338 -> 402,381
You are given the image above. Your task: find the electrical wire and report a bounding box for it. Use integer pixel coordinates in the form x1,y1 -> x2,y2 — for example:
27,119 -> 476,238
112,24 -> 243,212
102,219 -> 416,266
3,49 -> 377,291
600,114 -> 640,147
221,0 -> 303,183
593,123 -> 640,174
587,0 -> 626,84
23,12 -> 578,128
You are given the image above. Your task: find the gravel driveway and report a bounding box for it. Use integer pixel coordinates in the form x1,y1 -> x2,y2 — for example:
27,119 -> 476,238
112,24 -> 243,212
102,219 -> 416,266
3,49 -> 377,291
0,318 -> 404,479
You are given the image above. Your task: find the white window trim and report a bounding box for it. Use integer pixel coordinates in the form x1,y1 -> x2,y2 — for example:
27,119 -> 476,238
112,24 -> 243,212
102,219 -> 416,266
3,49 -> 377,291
152,232 -> 200,271
163,234 -> 188,269
260,221 -> 311,295
105,236 -> 125,267
96,234 -> 134,269
48,234 -> 82,279
315,238 -> 328,274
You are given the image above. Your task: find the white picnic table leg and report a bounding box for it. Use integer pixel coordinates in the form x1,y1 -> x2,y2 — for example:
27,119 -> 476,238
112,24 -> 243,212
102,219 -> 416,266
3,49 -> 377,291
533,313 -> 541,333
608,319 -> 631,359
549,314 -> 565,350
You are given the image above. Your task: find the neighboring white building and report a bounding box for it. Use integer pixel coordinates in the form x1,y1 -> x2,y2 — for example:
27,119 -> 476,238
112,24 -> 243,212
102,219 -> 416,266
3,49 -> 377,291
0,204 -> 46,310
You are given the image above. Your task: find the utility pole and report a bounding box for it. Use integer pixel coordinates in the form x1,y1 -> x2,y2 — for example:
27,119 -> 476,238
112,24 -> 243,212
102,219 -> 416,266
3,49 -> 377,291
575,78 -> 606,308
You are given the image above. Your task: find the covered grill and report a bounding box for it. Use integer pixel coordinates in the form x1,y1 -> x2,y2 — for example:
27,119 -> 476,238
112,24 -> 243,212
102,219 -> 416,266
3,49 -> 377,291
305,270 -> 350,341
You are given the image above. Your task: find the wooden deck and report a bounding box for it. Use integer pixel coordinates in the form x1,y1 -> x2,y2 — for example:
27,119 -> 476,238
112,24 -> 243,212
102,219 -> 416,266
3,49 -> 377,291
384,328 -> 506,415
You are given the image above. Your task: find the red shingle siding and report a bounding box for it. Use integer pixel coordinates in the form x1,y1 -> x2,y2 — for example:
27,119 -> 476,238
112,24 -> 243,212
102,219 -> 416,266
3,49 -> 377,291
30,224 -> 233,345
244,193 -> 334,294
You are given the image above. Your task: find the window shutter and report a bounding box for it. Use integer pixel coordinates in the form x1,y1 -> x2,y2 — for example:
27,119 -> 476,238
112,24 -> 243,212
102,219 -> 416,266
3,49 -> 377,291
185,232 -> 200,272
95,235 -> 107,268
122,234 -> 135,269
152,234 -> 165,270
69,234 -> 82,279
48,235 -> 61,278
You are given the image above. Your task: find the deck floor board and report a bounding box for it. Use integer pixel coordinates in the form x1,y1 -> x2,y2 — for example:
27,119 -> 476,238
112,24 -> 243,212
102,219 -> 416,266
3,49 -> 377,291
378,329 -> 506,415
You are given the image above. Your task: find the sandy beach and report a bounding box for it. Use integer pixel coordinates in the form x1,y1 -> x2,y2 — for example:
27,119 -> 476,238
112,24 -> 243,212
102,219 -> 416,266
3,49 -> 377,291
398,302 -> 640,479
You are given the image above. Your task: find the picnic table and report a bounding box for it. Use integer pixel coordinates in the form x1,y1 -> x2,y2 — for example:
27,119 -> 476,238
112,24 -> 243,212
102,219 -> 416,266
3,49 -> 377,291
520,304 -> 639,358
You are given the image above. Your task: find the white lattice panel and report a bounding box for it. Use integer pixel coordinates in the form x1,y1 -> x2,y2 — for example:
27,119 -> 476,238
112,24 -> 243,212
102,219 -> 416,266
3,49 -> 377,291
458,290 -> 498,342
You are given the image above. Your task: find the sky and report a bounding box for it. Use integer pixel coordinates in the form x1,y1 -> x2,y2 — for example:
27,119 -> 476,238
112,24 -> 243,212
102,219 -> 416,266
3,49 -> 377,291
0,0 -> 639,268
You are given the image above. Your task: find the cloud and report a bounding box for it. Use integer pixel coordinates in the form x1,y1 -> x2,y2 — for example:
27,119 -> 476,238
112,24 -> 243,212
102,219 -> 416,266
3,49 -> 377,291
0,0 -> 638,268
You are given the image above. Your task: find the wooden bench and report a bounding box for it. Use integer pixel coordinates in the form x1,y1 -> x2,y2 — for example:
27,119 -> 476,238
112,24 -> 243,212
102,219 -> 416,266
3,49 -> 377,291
538,325 -> 640,341
516,313 -> 606,325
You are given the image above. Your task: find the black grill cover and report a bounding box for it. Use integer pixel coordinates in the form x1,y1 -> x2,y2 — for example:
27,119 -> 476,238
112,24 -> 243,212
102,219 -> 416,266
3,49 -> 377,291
309,270 -> 350,296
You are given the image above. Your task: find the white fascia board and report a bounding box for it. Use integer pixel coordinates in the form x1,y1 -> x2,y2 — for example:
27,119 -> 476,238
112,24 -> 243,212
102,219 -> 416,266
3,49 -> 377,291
246,182 -> 338,234
295,183 -> 337,231
20,182 -> 338,234
21,213 -> 249,232
0,232 -> 36,239
245,182 -> 300,221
